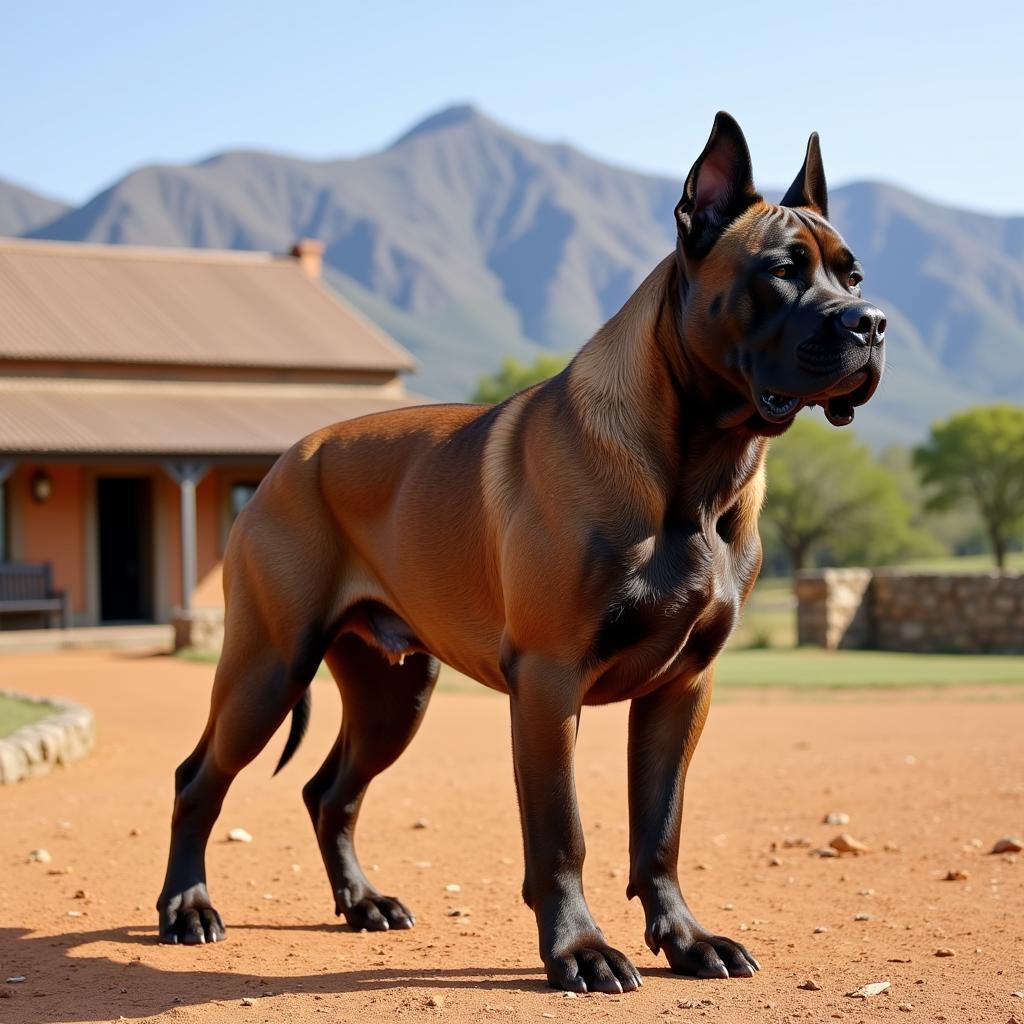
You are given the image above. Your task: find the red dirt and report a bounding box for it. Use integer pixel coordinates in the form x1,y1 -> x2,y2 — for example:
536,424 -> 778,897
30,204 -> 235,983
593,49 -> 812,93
0,649 -> 1022,1024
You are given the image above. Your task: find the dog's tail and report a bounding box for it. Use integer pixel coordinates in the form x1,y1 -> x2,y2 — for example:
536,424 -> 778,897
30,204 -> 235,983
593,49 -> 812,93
273,689 -> 312,776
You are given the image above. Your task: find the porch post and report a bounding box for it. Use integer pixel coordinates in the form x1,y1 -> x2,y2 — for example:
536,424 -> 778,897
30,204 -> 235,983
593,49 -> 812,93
162,462 -> 209,612
0,462 -> 13,486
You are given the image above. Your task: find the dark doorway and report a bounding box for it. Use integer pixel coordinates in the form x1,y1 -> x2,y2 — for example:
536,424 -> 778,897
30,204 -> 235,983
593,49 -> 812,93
97,477 -> 154,622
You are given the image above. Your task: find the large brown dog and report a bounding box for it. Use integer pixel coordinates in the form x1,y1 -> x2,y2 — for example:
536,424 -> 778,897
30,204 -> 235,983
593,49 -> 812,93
157,113 -> 885,993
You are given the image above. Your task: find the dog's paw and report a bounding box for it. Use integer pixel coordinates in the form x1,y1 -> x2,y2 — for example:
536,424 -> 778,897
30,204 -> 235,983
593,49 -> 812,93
157,884 -> 226,945
339,891 -> 415,931
545,944 -> 642,994
648,919 -> 759,978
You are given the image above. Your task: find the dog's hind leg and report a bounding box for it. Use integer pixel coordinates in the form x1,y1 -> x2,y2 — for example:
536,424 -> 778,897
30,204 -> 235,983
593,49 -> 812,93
157,591 -> 327,945
303,633 -> 439,931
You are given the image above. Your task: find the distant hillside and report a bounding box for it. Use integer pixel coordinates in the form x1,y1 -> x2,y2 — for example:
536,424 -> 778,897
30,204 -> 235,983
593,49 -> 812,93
0,179 -> 68,236
26,106 -> 1024,444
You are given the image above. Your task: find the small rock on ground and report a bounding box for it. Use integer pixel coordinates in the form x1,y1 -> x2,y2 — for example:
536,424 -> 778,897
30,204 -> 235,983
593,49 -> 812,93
847,981 -> 891,998
991,836 -> 1023,854
227,828 -> 253,843
823,811 -> 850,825
830,833 -> 870,855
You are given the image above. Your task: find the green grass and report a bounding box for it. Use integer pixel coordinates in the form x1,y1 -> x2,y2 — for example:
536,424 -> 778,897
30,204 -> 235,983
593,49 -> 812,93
716,648 -> 1024,689
730,576 -> 796,650
0,694 -> 53,737
891,551 -> 1024,573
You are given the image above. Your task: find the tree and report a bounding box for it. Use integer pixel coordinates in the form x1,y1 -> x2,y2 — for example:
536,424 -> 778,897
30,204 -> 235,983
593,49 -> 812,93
470,355 -> 569,404
914,405 -> 1024,570
762,417 -> 925,575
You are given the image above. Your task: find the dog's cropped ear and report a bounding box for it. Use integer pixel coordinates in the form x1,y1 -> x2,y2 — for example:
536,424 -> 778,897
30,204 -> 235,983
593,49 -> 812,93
676,112 -> 760,257
780,132 -> 828,218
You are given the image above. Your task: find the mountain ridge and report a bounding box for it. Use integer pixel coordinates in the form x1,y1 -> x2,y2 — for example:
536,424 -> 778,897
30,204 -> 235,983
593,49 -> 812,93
18,105 -> 1024,444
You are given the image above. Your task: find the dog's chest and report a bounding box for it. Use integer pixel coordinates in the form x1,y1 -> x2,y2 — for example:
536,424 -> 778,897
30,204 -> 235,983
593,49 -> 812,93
586,522 -> 751,702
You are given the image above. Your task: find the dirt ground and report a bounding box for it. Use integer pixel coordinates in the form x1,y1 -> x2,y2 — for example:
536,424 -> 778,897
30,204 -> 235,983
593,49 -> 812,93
0,650 -> 1022,1024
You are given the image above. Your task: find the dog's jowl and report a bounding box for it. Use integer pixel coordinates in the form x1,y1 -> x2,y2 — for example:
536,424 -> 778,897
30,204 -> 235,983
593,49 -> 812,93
157,113 -> 884,993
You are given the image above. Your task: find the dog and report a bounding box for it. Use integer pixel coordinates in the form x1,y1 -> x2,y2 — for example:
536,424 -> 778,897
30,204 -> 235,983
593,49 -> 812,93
157,113 -> 885,993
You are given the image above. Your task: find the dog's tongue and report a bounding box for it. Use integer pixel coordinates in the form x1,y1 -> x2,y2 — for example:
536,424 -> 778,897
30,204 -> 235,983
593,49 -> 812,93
825,395 -> 855,427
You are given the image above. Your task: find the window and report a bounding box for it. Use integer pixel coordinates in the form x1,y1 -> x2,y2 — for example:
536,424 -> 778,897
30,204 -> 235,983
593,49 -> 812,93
230,482 -> 260,522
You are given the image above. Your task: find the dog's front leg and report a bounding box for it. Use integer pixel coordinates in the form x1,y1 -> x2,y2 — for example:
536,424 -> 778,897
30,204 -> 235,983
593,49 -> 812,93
627,667 -> 760,979
510,656 -> 642,994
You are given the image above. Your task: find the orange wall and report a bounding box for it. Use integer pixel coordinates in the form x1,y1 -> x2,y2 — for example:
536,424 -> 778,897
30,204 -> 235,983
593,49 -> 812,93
20,464 -> 87,613
13,463 -> 242,622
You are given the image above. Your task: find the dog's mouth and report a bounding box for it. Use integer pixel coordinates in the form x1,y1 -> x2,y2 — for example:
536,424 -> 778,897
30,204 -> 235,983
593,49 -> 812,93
755,367 -> 874,427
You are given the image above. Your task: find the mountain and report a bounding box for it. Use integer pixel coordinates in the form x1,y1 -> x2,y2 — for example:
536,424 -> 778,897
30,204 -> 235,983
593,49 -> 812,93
25,106 -> 1024,444
0,179 -> 68,236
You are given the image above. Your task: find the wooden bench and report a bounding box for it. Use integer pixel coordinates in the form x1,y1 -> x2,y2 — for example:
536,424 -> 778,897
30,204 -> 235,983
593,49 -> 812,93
0,563 -> 69,629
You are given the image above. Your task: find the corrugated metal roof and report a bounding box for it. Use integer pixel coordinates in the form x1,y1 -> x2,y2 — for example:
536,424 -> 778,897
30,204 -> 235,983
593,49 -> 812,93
0,238 -> 415,372
0,377 -> 427,456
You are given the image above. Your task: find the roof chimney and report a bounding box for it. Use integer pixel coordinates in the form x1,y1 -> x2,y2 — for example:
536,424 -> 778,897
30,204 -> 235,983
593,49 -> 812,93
290,238 -> 324,280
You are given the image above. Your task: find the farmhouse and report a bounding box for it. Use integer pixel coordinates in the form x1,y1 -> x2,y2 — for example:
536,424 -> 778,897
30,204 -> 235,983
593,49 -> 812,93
0,237 -> 419,633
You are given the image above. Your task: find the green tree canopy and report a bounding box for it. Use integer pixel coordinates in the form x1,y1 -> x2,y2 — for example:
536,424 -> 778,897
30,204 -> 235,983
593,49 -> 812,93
913,404 -> 1024,569
470,355 -> 569,404
762,417 -> 934,574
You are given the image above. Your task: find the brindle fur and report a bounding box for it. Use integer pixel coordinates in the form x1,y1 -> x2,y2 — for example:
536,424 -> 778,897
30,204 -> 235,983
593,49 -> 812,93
157,113 -> 884,994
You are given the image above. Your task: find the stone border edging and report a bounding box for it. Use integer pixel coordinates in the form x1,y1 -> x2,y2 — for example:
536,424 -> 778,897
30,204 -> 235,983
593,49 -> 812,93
0,691 -> 96,784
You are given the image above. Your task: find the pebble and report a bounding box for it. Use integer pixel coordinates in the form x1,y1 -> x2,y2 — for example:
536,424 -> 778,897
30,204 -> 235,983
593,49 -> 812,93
854,913 -> 872,922
813,926 -> 829,934
426,994 -> 444,1008
73,889 -> 90,900
830,833 -> 870,855
227,828 -> 253,843
783,836 -> 812,849
798,979 -> 821,991
847,980 -> 891,998
28,849 -> 52,864
447,907 -> 471,917
445,883 -> 461,893
5,977 -> 26,984
813,847 -> 839,859
934,948 -> 955,957
823,812 -> 850,825
898,1003 -> 913,1012
991,837 -> 1023,854
769,856 -> 783,867
241,997 -> 256,1007
944,869 -> 969,881
412,818 -> 429,829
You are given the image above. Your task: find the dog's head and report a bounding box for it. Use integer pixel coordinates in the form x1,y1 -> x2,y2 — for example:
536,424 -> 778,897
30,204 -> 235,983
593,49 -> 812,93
674,112 -> 885,436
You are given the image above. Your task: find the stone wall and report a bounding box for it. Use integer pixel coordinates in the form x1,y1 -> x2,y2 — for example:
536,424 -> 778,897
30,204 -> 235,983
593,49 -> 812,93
0,692 -> 96,784
796,569 -> 1024,653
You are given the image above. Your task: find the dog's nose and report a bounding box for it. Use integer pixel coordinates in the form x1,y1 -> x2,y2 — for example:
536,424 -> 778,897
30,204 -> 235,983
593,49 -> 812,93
836,303 -> 886,347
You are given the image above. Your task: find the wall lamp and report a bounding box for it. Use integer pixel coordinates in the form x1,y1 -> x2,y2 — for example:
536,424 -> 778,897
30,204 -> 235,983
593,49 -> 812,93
30,469 -> 53,504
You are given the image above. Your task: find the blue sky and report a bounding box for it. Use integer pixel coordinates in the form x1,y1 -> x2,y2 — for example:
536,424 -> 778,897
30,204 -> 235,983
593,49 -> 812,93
3,0 -> 1021,214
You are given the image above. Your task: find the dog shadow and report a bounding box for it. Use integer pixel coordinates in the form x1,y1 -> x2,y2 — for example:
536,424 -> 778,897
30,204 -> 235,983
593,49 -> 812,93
0,924 -> 555,1023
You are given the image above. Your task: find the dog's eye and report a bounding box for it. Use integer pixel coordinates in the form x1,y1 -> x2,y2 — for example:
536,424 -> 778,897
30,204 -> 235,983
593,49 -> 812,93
848,271 -> 863,288
770,265 -> 793,279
